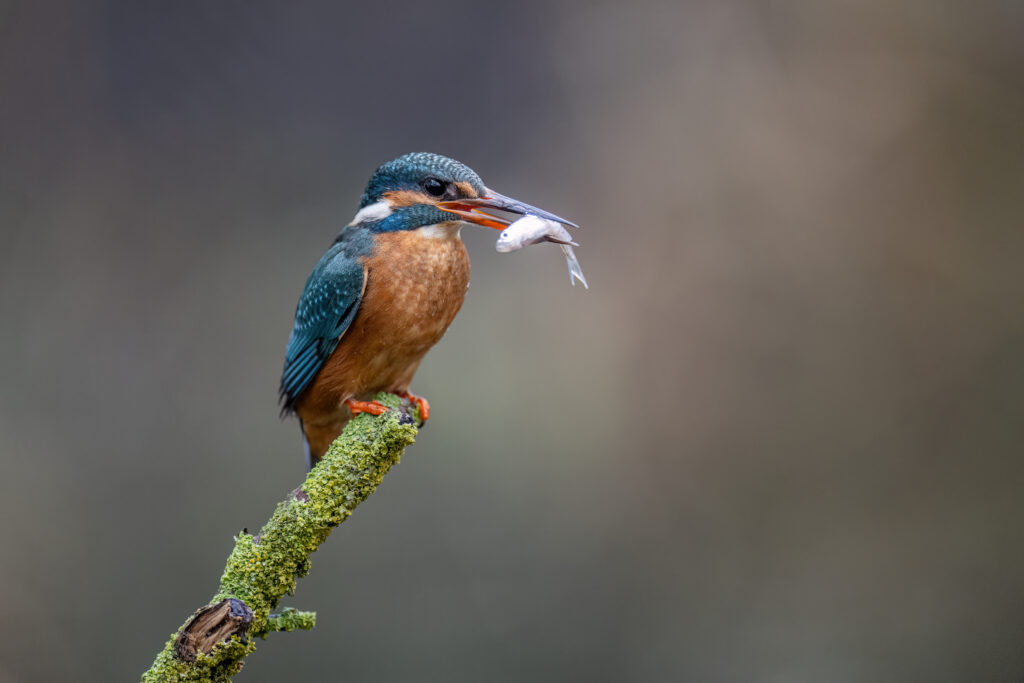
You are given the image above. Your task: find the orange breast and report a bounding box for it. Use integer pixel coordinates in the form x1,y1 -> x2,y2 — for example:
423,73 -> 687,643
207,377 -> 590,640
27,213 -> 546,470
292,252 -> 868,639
295,224 -> 470,436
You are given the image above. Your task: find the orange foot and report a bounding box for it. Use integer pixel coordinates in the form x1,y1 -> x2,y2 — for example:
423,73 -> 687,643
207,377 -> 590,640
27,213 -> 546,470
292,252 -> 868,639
345,398 -> 389,416
397,391 -> 430,421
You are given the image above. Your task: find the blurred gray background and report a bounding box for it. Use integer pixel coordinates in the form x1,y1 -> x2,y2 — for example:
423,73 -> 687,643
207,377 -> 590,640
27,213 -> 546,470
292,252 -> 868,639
2,1 -> 1024,681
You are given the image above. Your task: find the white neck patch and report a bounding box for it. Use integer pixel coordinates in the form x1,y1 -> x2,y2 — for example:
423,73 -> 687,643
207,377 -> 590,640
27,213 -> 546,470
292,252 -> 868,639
347,200 -> 392,226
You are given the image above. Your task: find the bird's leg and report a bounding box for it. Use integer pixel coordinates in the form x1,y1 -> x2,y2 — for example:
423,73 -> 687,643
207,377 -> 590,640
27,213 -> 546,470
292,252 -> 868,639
344,398 -> 389,416
396,391 -> 430,421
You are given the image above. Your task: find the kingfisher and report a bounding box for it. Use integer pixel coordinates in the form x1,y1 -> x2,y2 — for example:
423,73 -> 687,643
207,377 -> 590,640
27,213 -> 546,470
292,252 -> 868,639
280,152 -> 577,468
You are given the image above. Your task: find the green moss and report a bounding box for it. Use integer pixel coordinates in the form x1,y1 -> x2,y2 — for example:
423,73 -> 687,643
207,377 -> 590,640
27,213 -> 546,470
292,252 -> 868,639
266,607 -> 317,633
142,635 -> 253,683
142,394 -> 418,681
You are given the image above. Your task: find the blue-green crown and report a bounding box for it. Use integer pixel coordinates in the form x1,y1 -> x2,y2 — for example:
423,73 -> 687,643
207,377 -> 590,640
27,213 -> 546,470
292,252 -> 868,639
359,152 -> 486,207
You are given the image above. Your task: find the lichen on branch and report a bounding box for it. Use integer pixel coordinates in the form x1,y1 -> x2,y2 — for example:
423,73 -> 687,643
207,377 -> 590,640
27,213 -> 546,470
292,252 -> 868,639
142,393 -> 420,682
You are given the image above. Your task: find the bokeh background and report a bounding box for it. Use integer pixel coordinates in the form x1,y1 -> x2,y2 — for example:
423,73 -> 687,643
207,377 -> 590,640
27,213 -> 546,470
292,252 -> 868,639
2,1 -> 1024,681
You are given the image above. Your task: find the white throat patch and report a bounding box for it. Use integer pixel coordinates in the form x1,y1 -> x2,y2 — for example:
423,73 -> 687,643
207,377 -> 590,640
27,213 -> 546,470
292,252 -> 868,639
417,223 -> 463,239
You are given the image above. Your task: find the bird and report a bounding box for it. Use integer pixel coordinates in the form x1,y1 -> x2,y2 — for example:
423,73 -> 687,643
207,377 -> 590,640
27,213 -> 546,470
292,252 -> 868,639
279,152 -> 577,469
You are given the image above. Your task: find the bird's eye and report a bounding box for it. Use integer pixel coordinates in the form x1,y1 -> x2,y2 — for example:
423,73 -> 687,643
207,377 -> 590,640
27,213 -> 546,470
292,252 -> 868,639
423,178 -> 446,197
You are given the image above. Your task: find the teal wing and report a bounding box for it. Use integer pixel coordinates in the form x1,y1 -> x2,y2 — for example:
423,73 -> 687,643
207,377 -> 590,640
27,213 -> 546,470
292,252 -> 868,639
279,242 -> 367,412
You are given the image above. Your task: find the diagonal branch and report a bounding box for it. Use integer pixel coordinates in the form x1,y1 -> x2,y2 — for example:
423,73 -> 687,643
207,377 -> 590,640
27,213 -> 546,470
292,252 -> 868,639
142,393 -> 421,682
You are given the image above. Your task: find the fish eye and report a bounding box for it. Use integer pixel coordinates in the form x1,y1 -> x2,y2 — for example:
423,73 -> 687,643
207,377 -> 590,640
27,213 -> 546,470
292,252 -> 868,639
423,178 -> 446,197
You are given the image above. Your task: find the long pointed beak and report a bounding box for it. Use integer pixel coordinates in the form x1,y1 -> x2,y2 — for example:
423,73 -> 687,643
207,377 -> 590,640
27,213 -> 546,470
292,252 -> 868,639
437,189 -> 579,230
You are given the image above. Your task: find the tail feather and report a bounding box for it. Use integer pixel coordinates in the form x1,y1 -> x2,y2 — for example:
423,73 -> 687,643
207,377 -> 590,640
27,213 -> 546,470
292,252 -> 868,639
299,419 -> 315,472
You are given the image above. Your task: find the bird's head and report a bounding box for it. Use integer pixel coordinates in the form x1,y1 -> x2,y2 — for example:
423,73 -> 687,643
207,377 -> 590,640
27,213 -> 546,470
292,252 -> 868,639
350,152 -> 576,233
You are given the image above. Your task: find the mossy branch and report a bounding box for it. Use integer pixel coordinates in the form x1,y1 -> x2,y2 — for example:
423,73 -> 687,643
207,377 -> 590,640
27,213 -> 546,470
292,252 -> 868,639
142,393 -> 420,682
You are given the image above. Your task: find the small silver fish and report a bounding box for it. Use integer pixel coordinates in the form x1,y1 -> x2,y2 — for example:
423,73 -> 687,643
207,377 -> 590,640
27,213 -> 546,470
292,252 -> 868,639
495,215 -> 589,288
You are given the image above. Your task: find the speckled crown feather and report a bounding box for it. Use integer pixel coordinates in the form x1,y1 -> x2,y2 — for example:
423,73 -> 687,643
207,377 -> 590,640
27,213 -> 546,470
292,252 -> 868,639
359,152 -> 486,207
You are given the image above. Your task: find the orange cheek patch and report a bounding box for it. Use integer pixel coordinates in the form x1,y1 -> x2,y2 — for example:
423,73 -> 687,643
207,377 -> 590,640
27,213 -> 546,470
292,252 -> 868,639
382,189 -> 434,206
454,181 -> 477,198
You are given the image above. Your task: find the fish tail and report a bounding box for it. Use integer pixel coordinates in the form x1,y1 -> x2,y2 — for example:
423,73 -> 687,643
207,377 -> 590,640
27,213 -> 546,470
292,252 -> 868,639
560,245 -> 589,289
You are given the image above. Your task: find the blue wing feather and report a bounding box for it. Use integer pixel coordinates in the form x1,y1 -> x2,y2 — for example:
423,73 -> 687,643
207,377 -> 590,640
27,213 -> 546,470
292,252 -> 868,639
279,239 -> 368,412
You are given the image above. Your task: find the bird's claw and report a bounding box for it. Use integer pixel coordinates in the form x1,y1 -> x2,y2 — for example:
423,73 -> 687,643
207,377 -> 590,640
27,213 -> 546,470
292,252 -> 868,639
344,399 -> 389,416
397,391 -> 430,421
